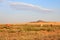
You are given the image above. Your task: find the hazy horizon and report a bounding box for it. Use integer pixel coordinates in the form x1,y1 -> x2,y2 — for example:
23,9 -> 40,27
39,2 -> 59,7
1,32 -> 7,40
0,0 -> 60,23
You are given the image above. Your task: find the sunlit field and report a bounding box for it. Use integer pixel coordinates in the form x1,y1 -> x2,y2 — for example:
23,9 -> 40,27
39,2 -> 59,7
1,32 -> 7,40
0,0 -> 60,40
0,22 -> 60,40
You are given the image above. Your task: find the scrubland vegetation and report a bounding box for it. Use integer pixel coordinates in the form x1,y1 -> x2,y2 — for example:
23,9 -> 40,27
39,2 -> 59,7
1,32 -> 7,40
0,23 -> 60,40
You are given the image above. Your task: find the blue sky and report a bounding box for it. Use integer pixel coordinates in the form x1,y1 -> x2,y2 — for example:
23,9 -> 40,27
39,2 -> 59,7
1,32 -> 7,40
10,0 -> 60,9
0,0 -> 60,23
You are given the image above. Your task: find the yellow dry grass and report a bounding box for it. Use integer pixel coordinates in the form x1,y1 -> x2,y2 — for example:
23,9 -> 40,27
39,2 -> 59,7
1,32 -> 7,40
0,22 -> 60,40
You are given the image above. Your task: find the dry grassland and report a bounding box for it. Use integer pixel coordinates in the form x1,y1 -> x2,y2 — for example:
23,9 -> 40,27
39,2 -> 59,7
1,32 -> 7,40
0,22 -> 60,40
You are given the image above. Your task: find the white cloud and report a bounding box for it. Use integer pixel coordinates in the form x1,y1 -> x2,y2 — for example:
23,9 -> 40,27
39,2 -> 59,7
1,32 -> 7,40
9,2 -> 53,13
0,2 -> 60,23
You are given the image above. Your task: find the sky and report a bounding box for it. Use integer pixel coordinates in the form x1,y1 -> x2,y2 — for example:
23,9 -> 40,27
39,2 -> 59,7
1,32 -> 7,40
0,0 -> 60,23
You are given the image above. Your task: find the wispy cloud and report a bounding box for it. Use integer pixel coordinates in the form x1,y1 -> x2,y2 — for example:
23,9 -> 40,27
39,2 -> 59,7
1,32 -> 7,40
9,2 -> 52,13
0,1 -> 58,23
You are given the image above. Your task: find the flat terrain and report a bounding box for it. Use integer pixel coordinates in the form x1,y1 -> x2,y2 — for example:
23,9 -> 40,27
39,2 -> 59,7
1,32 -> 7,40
0,22 -> 60,40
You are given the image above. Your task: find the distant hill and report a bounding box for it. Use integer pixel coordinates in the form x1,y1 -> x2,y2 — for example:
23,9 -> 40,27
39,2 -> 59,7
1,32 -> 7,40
29,20 -> 47,23
26,20 -> 60,25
